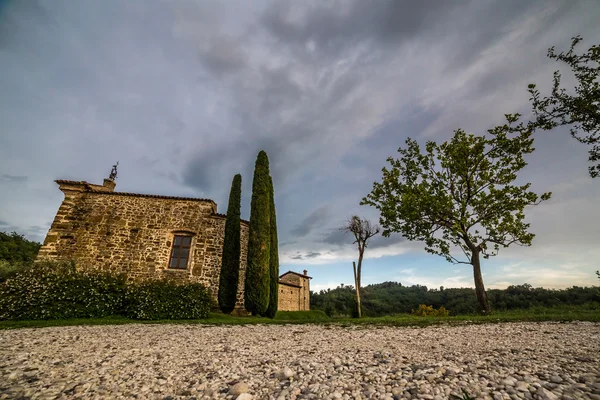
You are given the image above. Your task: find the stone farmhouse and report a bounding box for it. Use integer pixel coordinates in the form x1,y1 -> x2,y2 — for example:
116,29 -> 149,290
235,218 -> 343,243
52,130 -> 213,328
37,172 -> 311,313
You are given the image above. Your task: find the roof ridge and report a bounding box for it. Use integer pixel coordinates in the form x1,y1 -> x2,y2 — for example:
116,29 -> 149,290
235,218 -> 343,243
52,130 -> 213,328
55,180 -> 215,203
211,213 -> 250,225
279,270 -> 313,279
278,280 -> 302,288
90,190 -> 216,203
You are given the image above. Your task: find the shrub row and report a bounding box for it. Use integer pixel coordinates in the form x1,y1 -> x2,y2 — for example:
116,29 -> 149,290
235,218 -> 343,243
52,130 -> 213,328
0,261 -> 212,321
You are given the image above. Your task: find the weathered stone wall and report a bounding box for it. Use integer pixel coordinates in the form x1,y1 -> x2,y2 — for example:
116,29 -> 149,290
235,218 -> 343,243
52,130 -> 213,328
38,179 -> 311,313
37,181 -> 249,307
204,215 -> 249,309
278,272 -> 311,311
278,284 -> 302,311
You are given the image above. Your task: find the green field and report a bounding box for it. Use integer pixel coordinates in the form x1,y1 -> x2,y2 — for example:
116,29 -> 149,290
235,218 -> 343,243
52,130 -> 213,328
1,306 -> 598,330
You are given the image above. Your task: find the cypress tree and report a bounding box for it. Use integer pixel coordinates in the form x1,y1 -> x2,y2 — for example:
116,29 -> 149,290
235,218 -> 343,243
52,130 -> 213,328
245,151 -> 271,315
265,175 -> 279,319
218,174 -> 242,314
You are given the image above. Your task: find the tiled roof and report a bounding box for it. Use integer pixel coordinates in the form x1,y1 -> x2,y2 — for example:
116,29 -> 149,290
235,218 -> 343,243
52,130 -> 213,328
211,213 -> 250,225
54,180 -> 216,203
278,280 -> 302,288
55,180 -> 88,185
279,270 -> 313,279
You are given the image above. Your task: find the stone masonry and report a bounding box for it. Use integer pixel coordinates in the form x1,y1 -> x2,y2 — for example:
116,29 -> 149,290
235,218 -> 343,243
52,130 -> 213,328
37,176 -> 310,312
278,270 -> 311,311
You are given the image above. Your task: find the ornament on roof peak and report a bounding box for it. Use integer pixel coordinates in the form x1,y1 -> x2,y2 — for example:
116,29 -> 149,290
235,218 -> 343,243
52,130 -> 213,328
108,161 -> 119,181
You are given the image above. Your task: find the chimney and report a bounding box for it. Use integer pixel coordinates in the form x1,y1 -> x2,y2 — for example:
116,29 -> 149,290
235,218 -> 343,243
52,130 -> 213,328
102,178 -> 116,192
303,269 -> 308,276
102,161 -> 118,192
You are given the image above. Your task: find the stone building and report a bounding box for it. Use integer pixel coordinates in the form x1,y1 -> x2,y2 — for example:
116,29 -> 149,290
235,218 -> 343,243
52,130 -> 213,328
278,270 -> 311,311
37,173 -> 311,312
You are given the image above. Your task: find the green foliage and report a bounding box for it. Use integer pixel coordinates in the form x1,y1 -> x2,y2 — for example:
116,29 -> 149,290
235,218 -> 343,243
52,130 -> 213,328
218,174 -> 242,314
245,151 -> 271,315
2,304 -> 599,329
0,261 -> 212,321
0,260 -> 31,283
362,115 -> 551,262
273,310 -> 330,322
411,304 -> 449,317
361,114 -> 551,312
0,261 -> 127,320
0,231 -> 41,264
125,280 -> 211,320
265,175 -> 279,319
311,282 -> 600,318
528,36 -> 600,178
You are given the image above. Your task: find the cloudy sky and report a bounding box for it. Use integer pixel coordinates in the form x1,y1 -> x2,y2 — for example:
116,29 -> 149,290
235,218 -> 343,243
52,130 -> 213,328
1,0 -> 599,292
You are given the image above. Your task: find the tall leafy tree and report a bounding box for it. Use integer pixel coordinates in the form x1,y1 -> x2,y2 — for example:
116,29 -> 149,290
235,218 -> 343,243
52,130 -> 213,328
218,174 -> 242,314
265,175 -> 279,319
361,114 -> 552,313
528,36 -> 600,178
245,151 -> 271,315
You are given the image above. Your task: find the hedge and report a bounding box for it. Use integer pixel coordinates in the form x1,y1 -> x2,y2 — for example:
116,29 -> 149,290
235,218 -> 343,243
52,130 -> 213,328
125,279 -> 211,320
0,261 -> 211,321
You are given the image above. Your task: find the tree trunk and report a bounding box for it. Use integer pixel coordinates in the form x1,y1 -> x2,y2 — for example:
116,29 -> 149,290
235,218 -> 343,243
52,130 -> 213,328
353,261 -> 361,318
471,250 -> 491,314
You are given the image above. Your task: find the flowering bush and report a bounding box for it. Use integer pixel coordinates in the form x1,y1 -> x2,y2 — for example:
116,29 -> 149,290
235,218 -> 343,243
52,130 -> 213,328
125,279 -> 211,320
411,304 -> 449,317
0,261 -> 212,321
0,260 -> 31,283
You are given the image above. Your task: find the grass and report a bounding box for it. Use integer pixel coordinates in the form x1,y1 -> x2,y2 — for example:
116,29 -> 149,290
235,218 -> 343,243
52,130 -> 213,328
0,306 -> 597,330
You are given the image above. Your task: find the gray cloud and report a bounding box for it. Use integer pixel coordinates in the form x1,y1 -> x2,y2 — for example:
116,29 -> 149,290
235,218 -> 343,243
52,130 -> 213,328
1,0 -> 599,288
0,221 -> 48,243
199,34 -> 247,76
321,228 -> 348,246
261,1 -> 463,57
290,206 -> 329,237
368,234 -> 405,250
289,251 -> 322,261
321,226 -> 404,250
0,174 -> 28,183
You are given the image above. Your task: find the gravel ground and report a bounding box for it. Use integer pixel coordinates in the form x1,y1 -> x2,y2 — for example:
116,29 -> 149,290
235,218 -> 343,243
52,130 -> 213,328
1,322 -> 599,400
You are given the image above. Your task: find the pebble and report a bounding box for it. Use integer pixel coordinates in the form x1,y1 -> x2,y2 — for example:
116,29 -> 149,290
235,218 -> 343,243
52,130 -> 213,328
277,366 -> 294,380
549,375 -> 563,384
0,322 -> 598,399
503,378 -> 517,387
229,382 -> 249,395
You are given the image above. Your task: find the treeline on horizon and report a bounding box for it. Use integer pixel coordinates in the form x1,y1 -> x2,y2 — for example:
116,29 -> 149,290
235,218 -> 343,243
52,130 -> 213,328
2,230 -> 598,318
310,281 -> 600,317
0,231 -> 41,265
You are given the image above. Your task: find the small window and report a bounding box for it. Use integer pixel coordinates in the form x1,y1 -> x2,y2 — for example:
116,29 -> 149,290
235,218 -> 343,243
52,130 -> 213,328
169,235 -> 192,269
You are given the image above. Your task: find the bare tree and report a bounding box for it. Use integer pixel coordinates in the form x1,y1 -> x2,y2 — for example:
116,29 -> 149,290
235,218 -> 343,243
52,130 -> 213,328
341,216 -> 380,317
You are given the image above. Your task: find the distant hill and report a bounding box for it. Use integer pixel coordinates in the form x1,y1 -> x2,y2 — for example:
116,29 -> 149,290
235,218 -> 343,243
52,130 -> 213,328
310,281 -> 599,317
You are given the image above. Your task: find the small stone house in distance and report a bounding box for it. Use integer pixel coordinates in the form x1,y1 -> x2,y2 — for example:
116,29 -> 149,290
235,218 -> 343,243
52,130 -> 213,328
37,173 -> 311,313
